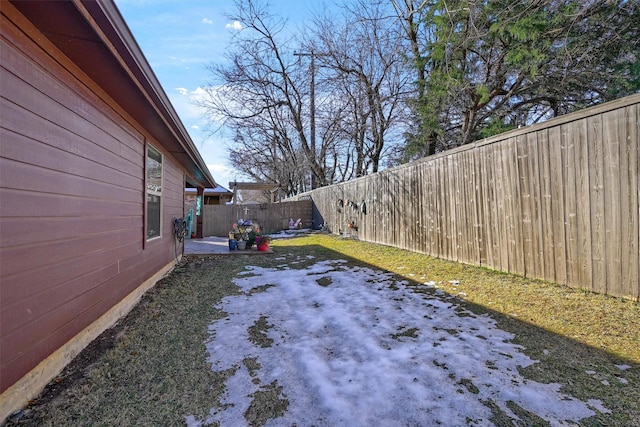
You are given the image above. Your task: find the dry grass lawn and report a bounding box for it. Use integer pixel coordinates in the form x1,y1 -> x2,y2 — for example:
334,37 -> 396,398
7,233 -> 638,426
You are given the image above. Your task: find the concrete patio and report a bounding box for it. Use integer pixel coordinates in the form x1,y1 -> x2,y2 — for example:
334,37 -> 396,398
184,236 -> 273,255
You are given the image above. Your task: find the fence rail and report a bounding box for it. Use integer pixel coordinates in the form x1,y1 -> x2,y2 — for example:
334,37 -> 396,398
202,200 -> 313,237
302,94 -> 639,300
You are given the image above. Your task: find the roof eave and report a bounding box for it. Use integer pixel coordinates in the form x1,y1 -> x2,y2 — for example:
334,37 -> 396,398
86,0 -> 216,188
9,0 -> 216,188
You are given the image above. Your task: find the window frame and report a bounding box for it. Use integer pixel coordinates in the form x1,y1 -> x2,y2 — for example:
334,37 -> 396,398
145,143 -> 163,241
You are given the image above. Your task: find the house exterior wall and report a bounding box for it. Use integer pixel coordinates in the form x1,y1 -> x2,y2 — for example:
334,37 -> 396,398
0,4 -> 186,401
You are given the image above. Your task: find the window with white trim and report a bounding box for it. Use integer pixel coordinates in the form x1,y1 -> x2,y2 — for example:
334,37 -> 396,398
146,144 -> 162,239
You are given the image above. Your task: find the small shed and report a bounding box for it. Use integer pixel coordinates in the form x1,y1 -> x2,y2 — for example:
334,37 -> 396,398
185,185 -> 234,206
0,0 -> 216,420
184,186 -> 234,237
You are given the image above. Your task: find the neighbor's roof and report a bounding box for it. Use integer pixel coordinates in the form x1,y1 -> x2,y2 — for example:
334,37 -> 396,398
228,182 -> 280,191
185,185 -> 233,195
8,0 -> 216,189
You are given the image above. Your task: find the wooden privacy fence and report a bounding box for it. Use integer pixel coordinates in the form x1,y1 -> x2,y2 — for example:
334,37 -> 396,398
301,94 -> 639,300
202,200 -> 313,237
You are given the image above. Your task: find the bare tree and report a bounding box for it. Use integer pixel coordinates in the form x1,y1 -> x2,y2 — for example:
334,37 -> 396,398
201,0 -> 638,182
311,0 -> 413,176
199,0 -> 413,192
197,0 -> 334,194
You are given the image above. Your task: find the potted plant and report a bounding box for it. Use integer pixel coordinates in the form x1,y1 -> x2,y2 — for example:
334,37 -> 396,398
256,235 -> 271,252
228,227 -> 236,250
246,229 -> 258,249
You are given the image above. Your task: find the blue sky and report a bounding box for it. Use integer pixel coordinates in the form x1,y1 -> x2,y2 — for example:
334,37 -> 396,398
114,0 -> 324,189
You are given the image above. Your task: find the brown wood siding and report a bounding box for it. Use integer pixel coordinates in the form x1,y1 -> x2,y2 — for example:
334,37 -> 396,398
301,95 -> 640,300
1,8 -> 186,392
162,156 -> 186,259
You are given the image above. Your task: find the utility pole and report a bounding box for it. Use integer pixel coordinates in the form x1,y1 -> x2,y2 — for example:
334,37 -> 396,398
294,50 -> 327,190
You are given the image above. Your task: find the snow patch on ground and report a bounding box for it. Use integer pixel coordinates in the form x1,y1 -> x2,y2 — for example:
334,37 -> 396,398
188,259 -> 606,426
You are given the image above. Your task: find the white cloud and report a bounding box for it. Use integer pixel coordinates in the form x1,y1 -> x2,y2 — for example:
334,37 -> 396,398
182,85 -> 232,126
190,86 -> 208,97
167,93 -> 206,123
176,87 -> 189,96
206,163 -> 241,189
191,125 -> 200,130
207,163 -> 233,174
202,18 -> 212,24
225,20 -> 242,31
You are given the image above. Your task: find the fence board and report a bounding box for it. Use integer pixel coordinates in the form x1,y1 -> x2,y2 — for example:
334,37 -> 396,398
403,166 -> 412,251
474,149 -> 486,265
494,144 -> 508,271
518,135 -> 534,277
445,157 -> 456,261
379,174 -> 387,244
463,153 -> 473,263
470,151 -> 483,265
458,155 -> 465,262
502,141 -> 515,273
298,95 -> 639,299
603,110 -> 622,296
506,139 -> 525,275
453,155 -> 463,262
373,175 -> 381,244
437,158 -> 446,258
444,157 -> 452,259
465,152 -> 478,263
425,163 -> 437,257
456,155 -> 465,262
410,164 -> 420,253
434,162 -> 442,257
477,147 -> 490,266
432,159 -> 441,257
514,137 -> 526,276
575,119 -> 593,290
537,129 -> 556,282
589,113 -> 606,293
527,132 -> 544,279
462,153 -> 473,263
416,163 -> 424,253
394,170 -> 403,247
407,166 -> 415,250
485,144 -> 501,268
359,178 -> 368,241
391,172 -> 400,247
618,103 -> 638,298
549,126 -> 567,285
416,164 -> 425,253
562,123 -> 580,287
426,163 -> 435,255
370,177 -> 376,241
